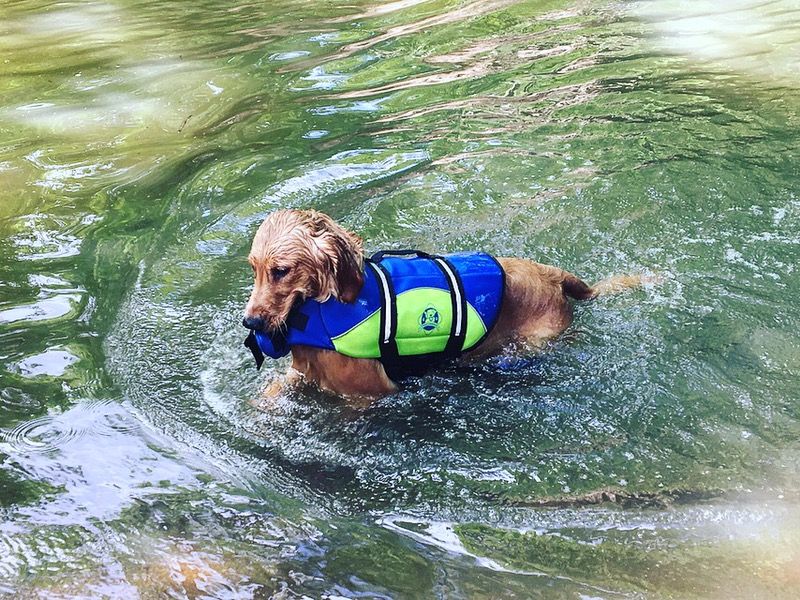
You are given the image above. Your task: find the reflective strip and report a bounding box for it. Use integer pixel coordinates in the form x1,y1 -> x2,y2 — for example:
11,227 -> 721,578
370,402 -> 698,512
434,258 -> 462,337
367,261 -> 392,344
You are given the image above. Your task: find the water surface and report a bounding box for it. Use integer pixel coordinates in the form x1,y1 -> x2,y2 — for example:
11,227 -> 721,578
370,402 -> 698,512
2,0 -> 800,597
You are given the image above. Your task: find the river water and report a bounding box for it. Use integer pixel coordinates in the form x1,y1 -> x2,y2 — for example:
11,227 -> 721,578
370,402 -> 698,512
1,0 -> 799,597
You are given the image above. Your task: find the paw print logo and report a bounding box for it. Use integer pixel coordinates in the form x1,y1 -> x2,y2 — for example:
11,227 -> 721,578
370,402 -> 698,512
419,305 -> 441,334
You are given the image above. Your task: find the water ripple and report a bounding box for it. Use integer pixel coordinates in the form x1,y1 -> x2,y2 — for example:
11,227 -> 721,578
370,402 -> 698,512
1,400 -> 140,454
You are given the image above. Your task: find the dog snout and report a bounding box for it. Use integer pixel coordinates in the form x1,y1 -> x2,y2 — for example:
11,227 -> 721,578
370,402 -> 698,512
242,315 -> 266,331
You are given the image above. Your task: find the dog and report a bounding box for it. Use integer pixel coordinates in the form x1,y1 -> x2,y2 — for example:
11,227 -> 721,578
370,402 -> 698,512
243,209 -> 640,399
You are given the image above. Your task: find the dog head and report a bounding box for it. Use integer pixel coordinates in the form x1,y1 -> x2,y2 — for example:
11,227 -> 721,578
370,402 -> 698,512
243,209 -> 364,332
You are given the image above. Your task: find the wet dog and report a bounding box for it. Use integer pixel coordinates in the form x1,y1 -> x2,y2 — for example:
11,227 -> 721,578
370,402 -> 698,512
243,209 -> 639,399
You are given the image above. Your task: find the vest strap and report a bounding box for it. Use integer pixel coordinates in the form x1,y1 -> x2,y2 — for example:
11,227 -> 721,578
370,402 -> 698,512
288,310 -> 309,332
366,260 -> 399,365
244,330 -> 265,370
432,256 -> 468,358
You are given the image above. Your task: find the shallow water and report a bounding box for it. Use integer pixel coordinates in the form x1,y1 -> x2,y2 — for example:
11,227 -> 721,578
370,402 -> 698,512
1,0 -> 800,597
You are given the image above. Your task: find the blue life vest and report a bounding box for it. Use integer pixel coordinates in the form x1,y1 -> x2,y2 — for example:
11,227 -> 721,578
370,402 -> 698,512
244,251 -> 504,377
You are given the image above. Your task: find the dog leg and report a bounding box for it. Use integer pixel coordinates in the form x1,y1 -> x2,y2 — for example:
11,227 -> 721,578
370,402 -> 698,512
290,346 -> 398,400
250,367 -> 304,412
261,367 -> 303,398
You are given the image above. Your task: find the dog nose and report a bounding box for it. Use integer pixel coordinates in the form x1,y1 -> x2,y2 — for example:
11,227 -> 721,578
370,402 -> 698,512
242,316 -> 266,331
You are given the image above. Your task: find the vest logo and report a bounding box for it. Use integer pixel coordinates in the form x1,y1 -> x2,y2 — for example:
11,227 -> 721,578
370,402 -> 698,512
419,305 -> 441,334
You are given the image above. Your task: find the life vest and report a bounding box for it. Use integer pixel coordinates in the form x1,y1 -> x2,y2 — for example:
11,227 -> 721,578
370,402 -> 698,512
244,250 -> 505,378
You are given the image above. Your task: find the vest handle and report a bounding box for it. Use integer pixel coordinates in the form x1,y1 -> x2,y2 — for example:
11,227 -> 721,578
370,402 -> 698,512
369,249 -> 432,262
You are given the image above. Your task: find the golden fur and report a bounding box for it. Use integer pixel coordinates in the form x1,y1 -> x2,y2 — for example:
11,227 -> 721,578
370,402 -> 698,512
245,209 -> 639,400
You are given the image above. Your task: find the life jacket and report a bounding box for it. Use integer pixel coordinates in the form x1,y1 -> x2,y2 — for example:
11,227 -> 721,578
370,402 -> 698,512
244,250 -> 505,378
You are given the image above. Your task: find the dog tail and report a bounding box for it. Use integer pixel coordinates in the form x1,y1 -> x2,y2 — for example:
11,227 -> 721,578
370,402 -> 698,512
562,272 -> 644,300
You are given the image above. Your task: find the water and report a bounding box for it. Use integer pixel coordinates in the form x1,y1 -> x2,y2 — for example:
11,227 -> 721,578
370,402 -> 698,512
1,0 -> 799,596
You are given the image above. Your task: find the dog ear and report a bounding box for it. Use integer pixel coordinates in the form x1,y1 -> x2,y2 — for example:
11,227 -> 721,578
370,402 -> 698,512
305,211 -> 364,303
330,228 -> 364,303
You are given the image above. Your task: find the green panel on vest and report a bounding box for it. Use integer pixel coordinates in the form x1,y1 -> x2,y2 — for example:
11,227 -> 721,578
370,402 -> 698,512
462,303 -> 488,351
330,287 -> 490,359
331,310 -> 381,358
397,335 -> 452,356
395,288 -> 452,356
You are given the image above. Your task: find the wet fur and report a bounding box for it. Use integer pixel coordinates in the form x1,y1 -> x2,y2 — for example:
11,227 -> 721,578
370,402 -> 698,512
245,209 -> 638,400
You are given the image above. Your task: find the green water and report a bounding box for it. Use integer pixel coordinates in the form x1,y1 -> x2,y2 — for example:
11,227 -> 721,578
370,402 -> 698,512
2,0 -> 799,597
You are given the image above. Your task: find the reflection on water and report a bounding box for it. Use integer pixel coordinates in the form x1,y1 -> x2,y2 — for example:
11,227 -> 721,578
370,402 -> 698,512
637,0 -> 800,84
1,0 -> 800,596
0,294 -> 82,325
13,349 -> 79,378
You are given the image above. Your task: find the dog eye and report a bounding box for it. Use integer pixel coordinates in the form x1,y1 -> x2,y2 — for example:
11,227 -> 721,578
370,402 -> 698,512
271,266 -> 290,280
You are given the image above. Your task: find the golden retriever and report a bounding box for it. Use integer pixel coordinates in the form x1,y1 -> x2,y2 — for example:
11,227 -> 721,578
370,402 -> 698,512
244,209 -> 639,399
